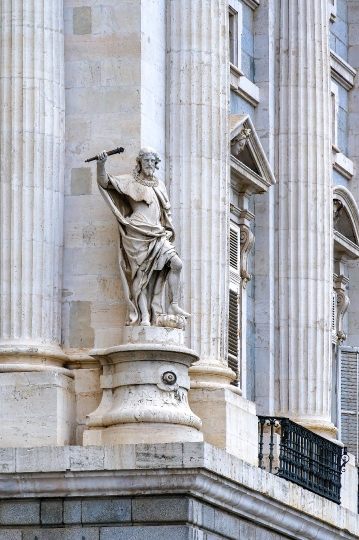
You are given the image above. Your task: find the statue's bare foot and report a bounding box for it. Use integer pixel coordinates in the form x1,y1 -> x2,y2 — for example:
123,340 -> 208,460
141,319 -> 151,326
168,302 -> 191,318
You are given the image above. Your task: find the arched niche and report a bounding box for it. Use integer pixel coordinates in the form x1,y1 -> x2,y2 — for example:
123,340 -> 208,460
333,185 -> 359,259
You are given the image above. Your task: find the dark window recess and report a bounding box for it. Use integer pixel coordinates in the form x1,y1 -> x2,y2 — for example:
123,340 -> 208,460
258,416 -> 349,505
228,289 -> 239,384
230,228 -> 239,270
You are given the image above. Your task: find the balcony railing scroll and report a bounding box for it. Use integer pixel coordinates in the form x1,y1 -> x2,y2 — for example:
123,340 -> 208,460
258,416 -> 349,504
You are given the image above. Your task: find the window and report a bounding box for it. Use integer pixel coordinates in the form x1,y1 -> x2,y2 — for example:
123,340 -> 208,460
340,349 -> 359,460
229,7 -> 238,66
331,81 -> 339,151
228,1 -> 242,69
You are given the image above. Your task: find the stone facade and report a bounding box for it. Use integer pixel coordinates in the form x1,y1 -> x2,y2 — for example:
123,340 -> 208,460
1,0 -> 359,538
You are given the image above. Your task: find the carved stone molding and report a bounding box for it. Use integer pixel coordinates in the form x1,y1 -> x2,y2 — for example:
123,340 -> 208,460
333,266 -> 350,346
336,289 -> 350,345
240,226 -> 255,288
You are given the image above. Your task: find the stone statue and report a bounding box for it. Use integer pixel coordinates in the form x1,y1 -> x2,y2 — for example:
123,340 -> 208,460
96,147 -> 190,327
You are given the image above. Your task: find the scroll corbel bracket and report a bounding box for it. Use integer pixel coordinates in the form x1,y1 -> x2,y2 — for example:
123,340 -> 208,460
336,289 -> 350,345
240,226 -> 255,289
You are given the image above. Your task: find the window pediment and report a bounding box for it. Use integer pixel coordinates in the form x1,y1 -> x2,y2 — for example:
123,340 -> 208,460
230,114 -> 276,195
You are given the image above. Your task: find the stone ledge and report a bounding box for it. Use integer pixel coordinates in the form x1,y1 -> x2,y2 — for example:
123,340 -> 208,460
0,443 -> 358,539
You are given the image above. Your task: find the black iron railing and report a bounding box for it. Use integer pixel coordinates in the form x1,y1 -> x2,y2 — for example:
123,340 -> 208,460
258,416 -> 349,504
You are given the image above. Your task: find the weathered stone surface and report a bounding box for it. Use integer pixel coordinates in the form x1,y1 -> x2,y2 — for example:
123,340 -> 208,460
0,501 -> 39,526
0,532 -> 22,540
99,525 -> 193,540
41,500 -> 63,525
63,500 -> 82,524
22,529 -> 99,540
73,6 -> 92,35
69,301 -> 95,348
82,499 -> 131,524
132,497 -> 189,523
71,168 -> 92,196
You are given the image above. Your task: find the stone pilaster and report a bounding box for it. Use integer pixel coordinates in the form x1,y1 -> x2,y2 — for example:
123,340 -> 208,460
276,0 -> 335,436
0,0 -> 73,446
166,0 -> 234,388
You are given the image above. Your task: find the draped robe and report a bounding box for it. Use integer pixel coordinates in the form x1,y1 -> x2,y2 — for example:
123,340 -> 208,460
98,173 -> 177,325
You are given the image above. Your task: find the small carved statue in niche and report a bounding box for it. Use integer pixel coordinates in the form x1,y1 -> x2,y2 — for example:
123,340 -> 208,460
96,147 -> 190,327
231,128 -> 251,158
333,199 -> 343,227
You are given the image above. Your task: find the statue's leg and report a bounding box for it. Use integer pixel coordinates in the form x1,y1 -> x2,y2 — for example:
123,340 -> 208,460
168,255 -> 191,318
150,270 -> 167,323
138,292 -> 150,326
132,270 -> 151,326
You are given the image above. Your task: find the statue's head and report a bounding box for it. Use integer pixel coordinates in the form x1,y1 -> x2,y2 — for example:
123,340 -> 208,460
231,128 -> 251,158
135,147 -> 161,178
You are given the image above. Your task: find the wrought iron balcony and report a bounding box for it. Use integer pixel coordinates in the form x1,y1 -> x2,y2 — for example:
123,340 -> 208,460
258,416 -> 349,504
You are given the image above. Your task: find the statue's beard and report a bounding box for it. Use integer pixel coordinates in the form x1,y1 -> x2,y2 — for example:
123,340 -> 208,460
143,166 -> 155,178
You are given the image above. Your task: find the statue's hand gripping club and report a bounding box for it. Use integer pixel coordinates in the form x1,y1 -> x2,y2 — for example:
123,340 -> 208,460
85,146 -> 124,163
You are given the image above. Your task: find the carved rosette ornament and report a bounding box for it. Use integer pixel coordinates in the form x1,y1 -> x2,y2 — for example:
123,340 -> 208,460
240,226 -> 255,288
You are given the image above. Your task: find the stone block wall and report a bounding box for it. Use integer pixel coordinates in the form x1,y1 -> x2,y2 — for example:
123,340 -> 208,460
0,495 -> 291,540
62,0 -> 166,355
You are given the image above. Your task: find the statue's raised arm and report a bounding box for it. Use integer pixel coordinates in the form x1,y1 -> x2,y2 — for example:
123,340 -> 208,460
96,147 -> 190,328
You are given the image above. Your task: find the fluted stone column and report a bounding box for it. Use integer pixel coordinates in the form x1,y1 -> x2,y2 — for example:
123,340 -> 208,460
276,0 -> 335,437
166,0 -> 259,462
167,0 -> 234,388
0,0 -> 74,446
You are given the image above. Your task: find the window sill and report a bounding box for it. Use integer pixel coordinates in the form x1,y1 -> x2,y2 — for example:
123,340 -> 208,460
333,151 -> 354,180
230,66 -> 260,107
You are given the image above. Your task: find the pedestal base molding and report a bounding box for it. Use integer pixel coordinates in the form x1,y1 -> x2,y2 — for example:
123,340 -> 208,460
84,422 -> 202,446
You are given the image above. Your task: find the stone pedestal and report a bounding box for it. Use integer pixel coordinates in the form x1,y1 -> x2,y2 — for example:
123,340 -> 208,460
0,370 -> 75,447
83,327 -> 203,445
189,388 -> 258,465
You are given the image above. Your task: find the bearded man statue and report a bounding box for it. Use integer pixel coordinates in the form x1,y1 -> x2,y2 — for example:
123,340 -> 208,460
96,147 -> 190,327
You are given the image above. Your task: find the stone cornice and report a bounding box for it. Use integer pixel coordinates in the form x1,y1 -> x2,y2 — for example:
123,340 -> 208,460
0,443 -> 358,539
0,468 -> 356,540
